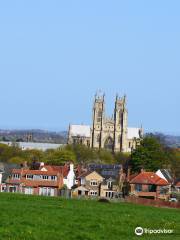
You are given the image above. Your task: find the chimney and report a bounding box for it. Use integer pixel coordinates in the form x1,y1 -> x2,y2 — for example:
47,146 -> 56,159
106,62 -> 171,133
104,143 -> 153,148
70,163 -> 74,172
40,162 -> 44,167
22,161 -> 28,169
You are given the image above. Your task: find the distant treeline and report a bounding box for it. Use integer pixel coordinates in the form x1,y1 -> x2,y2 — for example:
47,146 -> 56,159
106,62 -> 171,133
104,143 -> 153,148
0,134 -> 179,178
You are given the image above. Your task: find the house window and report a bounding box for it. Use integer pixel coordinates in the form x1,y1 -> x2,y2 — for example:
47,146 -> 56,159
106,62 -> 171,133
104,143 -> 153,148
24,187 -> 33,195
26,174 -> 33,180
107,181 -> 112,189
39,187 -> 55,196
90,180 -> 98,186
51,176 -> 56,181
89,191 -> 98,196
1,186 -> 6,192
8,186 -> 17,193
148,184 -> 156,192
42,175 -> 49,180
105,191 -> 114,198
13,174 -> 20,179
33,175 -> 41,180
135,184 -> 142,192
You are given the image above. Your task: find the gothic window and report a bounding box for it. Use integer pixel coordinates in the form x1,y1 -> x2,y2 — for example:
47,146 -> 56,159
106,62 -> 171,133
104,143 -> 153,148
104,137 -> 113,151
97,110 -> 102,122
97,134 -> 100,143
118,111 -> 122,125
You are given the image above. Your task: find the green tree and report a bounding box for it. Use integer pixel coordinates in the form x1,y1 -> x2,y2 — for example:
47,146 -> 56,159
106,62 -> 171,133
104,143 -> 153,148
165,148 -> 180,178
114,152 -> 130,165
98,149 -> 115,164
65,144 -> 98,164
22,149 -> 44,163
130,136 -> 168,172
8,156 -> 25,164
46,149 -> 76,165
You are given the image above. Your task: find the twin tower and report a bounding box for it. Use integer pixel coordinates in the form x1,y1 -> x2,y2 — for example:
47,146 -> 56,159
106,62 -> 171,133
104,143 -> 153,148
68,93 -> 143,153
91,93 -> 129,152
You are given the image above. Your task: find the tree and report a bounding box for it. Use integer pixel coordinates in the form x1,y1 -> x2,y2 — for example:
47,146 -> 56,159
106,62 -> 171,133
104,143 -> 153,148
8,156 -> 25,164
165,148 -> 180,178
98,149 -> 115,164
130,136 -> 168,172
22,149 -> 44,163
114,152 -> 130,166
46,149 -> 76,165
65,144 -> 98,164
0,143 -> 22,162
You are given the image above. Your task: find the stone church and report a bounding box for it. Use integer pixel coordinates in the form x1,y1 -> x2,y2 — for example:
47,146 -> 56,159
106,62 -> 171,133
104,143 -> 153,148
68,94 -> 143,152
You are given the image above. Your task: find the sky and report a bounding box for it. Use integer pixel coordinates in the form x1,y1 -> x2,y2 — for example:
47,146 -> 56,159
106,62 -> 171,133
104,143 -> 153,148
0,1 -> 179,134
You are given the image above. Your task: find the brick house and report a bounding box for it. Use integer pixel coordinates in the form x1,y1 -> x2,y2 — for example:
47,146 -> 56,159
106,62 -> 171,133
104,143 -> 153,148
5,168 -> 64,196
130,171 -> 170,200
39,163 -> 76,189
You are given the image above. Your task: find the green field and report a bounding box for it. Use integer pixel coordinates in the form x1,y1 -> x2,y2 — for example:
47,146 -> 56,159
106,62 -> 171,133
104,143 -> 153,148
0,193 -> 179,240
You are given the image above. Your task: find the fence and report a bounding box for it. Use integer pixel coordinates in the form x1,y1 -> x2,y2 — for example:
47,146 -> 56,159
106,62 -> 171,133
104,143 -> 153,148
125,196 -> 180,208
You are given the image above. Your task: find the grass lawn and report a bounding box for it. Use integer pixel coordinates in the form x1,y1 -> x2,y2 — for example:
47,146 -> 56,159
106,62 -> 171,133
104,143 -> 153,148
0,193 -> 179,240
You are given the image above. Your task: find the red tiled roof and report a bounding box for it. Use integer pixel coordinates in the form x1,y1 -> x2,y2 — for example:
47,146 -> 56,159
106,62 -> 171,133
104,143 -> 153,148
12,169 -> 60,176
175,181 -> 180,187
130,172 -> 169,186
40,165 -> 69,178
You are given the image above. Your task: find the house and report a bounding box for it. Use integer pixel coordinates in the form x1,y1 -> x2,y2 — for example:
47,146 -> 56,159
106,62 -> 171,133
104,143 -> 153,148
130,171 -> 170,200
74,171 -> 104,197
72,186 -> 89,197
0,162 -> 21,192
100,177 -> 122,199
40,163 -> 76,189
88,164 -> 125,199
5,168 -> 64,196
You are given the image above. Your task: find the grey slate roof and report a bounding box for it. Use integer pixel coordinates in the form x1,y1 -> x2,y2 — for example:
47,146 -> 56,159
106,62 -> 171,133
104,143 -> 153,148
88,164 -> 122,180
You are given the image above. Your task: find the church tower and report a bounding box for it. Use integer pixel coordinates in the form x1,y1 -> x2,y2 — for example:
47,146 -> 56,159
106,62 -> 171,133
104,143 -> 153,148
114,95 -> 128,152
68,92 -> 142,153
91,93 -> 105,149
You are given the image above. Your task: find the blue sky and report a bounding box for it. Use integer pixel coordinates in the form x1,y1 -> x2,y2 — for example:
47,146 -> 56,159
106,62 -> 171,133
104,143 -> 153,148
0,1 -> 179,134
